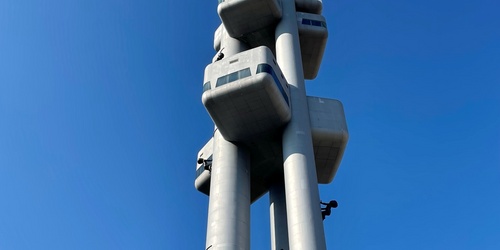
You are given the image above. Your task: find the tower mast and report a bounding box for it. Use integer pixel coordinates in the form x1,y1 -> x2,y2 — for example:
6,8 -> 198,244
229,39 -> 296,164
195,1 -> 349,249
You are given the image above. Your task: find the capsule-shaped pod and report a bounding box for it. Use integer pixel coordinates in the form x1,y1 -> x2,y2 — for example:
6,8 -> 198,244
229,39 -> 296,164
217,0 -> 282,38
202,46 -> 291,142
297,12 -> 328,79
296,0 -> 323,14
194,137 -> 213,196
308,96 -> 349,184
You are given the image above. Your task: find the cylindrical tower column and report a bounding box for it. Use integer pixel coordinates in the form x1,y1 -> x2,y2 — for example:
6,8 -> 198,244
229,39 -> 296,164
270,180 -> 289,250
275,0 -> 327,249
205,25 -> 251,250
205,130 -> 250,250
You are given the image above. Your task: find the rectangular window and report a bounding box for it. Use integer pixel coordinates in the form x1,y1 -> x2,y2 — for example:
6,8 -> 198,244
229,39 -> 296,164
301,19 -> 327,28
216,68 -> 251,87
203,81 -> 211,92
239,68 -> 251,79
227,71 -> 238,83
216,75 -> 228,87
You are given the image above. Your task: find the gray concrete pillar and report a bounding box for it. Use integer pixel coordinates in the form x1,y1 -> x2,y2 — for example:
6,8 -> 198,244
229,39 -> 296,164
270,180 -> 289,250
205,130 -> 250,250
275,0 -> 327,249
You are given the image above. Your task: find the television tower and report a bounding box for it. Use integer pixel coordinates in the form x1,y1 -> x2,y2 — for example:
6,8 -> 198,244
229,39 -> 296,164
195,0 -> 348,249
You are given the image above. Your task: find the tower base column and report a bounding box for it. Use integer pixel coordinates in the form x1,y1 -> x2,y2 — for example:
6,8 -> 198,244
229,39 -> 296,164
275,0 -> 327,249
270,180 -> 289,250
205,130 -> 250,250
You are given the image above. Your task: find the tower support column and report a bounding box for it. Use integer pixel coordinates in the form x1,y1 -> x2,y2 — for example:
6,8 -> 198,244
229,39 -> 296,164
270,180 -> 289,250
275,0 -> 326,249
205,130 -> 250,250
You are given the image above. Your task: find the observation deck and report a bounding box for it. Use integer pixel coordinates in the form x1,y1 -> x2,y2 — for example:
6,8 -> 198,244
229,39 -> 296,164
217,0 -> 282,39
297,12 -> 328,79
194,137 -> 213,195
213,11 -> 328,80
202,46 -> 291,142
308,97 -> 348,183
195,96 -> 349,200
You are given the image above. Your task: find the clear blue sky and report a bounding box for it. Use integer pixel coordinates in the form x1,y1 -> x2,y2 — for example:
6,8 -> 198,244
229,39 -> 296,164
0,0 -> 499,249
